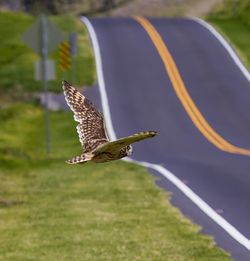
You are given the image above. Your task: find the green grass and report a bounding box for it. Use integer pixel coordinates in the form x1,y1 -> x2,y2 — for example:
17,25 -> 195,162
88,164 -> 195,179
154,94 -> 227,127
0,11 -> 95,97
207,0 -> 250,69
0,104 -> 231,260
207,17 -> 250,69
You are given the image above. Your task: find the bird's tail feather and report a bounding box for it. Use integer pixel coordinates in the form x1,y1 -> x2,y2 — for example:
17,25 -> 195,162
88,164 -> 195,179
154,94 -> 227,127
66,154 -> 90,164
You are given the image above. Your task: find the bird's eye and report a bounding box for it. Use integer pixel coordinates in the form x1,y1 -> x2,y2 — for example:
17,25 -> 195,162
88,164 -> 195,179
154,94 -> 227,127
126,145 -> 133,155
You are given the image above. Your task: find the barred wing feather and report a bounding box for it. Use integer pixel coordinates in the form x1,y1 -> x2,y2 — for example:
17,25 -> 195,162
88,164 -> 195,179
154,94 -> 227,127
63,80 -> 108,152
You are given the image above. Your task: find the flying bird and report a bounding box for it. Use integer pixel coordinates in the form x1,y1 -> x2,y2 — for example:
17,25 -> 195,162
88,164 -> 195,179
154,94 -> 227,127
62,80 -> 157,164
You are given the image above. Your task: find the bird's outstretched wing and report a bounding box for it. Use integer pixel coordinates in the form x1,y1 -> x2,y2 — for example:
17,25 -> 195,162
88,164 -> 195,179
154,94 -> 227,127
62,80 -> 109,152
93,131 -> 157,155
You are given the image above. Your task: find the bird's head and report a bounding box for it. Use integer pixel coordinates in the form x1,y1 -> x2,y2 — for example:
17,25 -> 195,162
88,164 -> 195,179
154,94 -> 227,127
126,145 -> 133,156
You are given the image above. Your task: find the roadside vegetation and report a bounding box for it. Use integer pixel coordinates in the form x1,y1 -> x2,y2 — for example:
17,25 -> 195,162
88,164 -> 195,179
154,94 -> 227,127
2,1 -> 249,258
0,104 -> 231,260
0,11 -> 95,97
207,0 -> 250,69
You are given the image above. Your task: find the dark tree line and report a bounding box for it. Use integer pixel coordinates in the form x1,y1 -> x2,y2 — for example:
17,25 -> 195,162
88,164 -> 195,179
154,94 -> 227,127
3,0 -> 130,14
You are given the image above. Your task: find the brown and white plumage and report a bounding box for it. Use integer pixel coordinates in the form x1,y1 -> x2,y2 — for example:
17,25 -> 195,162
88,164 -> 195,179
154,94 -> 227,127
62,80 -> 157,164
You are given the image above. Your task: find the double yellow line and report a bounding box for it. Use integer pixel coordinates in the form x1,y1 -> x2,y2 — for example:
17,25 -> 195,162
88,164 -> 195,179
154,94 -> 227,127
134,16 -> 250,156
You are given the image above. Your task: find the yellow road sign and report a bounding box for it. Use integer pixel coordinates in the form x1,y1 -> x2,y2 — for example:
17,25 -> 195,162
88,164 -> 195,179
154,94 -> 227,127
59,41 -> 71,71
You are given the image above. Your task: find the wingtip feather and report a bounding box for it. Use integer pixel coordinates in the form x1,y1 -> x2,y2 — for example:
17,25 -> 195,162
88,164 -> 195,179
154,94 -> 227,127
66,160 -> 74,164
140,131 -> 158,137
62,80 -> 71,90
149,131 -> 158,137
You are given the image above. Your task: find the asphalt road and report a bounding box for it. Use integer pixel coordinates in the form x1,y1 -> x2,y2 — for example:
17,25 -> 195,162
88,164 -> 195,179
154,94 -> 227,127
82,17 -> 250,260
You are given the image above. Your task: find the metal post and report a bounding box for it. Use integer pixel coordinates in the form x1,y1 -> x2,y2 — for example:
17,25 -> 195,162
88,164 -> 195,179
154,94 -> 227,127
70,32 -> 77,84
71,55 -> 77,84
40,14 -> 51,155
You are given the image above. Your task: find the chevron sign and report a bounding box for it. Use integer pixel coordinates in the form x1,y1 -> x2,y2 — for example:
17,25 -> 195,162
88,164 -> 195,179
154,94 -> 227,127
59,41 -> 71,71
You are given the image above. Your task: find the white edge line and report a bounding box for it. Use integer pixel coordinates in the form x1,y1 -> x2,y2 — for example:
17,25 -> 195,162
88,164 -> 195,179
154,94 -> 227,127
190,17 -> 250,83
81,17 -> 116,141
81,16 -> 250,251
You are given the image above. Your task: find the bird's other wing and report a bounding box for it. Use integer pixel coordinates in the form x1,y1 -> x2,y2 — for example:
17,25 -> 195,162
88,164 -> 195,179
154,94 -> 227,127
93,131 -> 157,155
62,80 -> 109,152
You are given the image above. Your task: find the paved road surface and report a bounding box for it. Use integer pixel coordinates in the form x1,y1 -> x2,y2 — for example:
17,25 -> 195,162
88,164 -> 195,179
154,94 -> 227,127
80,17 -> 250,260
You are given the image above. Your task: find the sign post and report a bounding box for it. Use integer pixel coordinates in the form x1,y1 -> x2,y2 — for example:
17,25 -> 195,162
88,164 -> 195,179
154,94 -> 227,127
40,15 -> 50,154
70,32 -> 77,84
22,14 -> 64,155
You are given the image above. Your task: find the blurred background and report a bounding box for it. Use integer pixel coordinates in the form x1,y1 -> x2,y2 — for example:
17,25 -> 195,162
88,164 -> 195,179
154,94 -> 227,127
0,1 -> 249,260
0,0 -> 249,102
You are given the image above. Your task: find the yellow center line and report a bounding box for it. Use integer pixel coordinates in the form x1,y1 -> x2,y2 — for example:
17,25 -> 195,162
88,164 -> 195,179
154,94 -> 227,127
134,16 -> 250,156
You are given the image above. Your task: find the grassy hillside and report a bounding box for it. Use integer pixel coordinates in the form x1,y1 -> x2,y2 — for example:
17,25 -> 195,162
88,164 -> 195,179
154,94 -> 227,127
0,12 -> 95,97
207,0 -> 250,68
0,104 -> 231,260
209,0 -> 250,26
